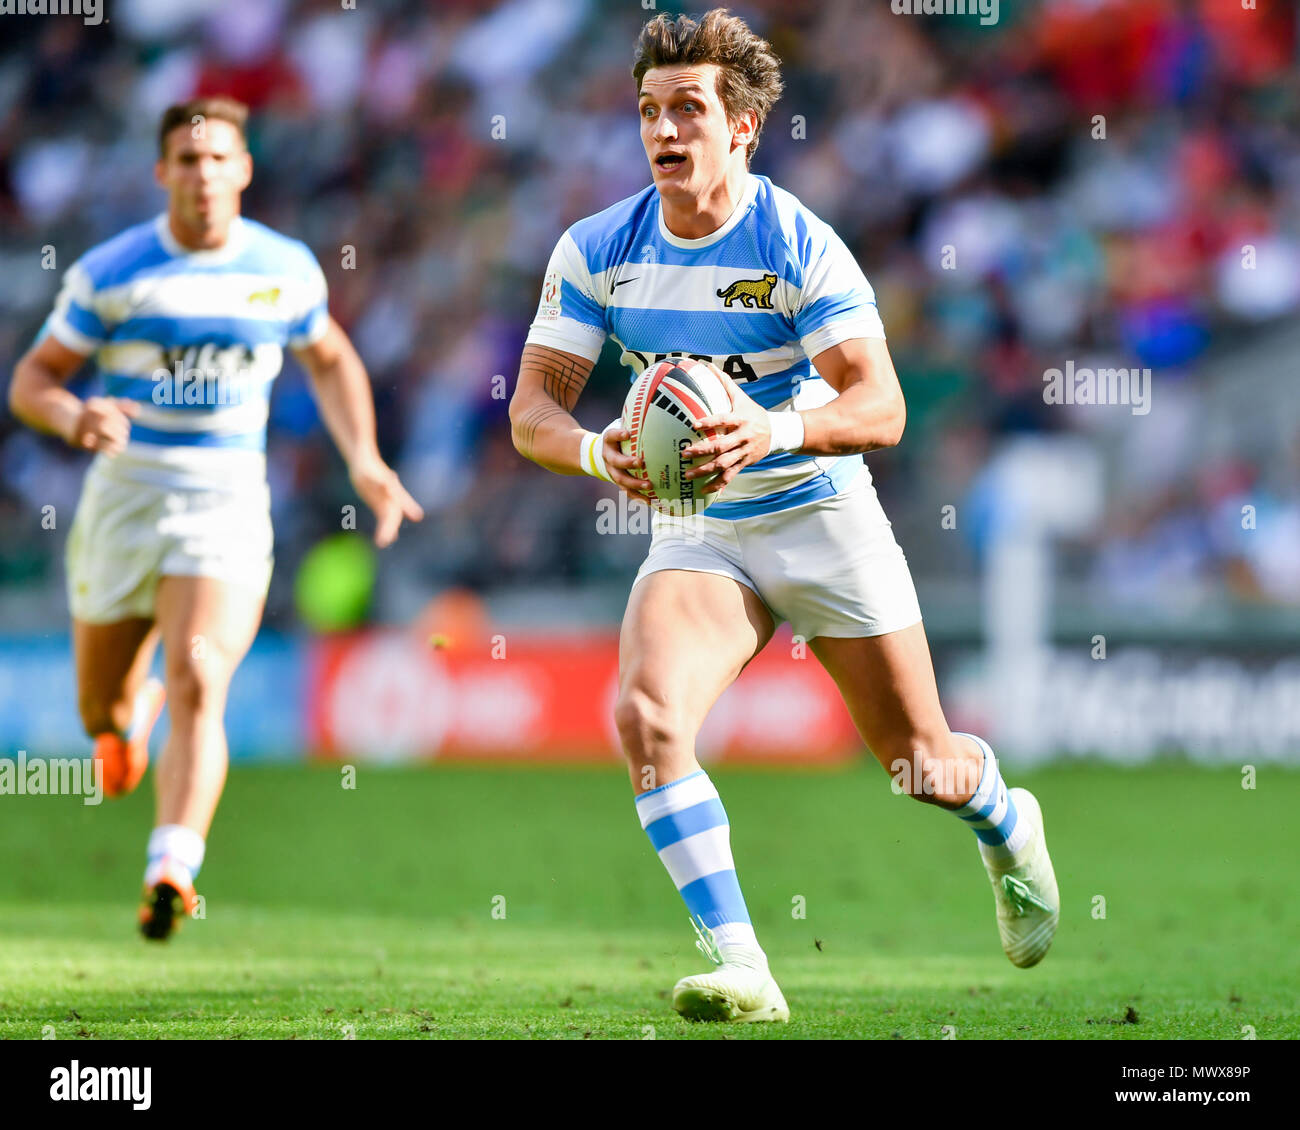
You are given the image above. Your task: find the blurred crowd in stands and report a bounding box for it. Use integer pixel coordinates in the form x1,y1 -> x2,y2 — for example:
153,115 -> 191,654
1,0 -> 1297,629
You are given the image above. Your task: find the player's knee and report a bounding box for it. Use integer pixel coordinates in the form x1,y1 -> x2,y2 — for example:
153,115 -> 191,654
614,687 -> 685,763
164,656 -> 225,720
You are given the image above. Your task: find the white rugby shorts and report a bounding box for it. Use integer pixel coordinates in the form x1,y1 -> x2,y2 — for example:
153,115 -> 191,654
632,477 -> 923,641
66,451 -> 274,623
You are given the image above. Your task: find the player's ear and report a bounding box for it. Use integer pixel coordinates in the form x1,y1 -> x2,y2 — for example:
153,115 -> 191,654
732,109 -> 757,151
236,150 -> 253,191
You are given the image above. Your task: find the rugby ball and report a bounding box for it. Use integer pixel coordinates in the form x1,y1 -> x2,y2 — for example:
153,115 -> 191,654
620,358 -> 732,517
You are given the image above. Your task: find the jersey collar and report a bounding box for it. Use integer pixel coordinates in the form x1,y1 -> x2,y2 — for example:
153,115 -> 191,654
657,173 -> 758,250
155,213 -> 248,263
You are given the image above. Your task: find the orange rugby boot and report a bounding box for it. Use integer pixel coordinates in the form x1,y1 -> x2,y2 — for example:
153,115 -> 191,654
94,678 -> 165,797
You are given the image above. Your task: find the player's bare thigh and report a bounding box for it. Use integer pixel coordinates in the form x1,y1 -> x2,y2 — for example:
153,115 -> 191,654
616,569 -> 774,794
73,616 -> 161,736
154,574 -> 265,719
811,624 -> 981,807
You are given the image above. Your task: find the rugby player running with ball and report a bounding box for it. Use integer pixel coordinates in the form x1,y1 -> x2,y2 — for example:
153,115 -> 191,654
510,9 -> 1058,1022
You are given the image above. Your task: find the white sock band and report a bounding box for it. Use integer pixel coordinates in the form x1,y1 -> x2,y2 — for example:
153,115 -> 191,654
952,733 -> 1032,859
125,679 -> 160,741
146,824 -> 205,879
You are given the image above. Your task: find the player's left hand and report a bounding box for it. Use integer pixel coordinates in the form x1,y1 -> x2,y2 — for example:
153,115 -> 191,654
349,454 -> 425,548
681,370 -> 771,494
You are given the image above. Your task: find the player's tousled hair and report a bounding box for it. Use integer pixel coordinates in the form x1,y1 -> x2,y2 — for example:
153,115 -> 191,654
632,8 -> 783,167
157,96 -> 250,157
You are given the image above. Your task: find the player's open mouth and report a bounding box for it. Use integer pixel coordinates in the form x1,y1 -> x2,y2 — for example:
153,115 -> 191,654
655,153 -> 687,172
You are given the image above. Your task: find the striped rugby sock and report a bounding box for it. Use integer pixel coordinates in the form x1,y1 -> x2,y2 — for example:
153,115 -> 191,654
951,732 -> 1032,861
635,769 -> 764,966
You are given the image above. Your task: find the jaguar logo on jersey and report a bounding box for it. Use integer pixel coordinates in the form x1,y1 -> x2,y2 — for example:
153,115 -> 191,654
247,286 -> 282,306
717,273 -> 778,309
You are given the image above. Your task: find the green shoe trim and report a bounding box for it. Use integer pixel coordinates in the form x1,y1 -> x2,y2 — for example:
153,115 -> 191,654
1002,874 -> 1054,916
689,914 -> 723,966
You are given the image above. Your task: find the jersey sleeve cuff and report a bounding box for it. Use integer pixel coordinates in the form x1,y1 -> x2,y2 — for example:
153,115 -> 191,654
288,310 -> 330,350
45,315 -> 100,356
800,314 -> 885,359
524,324 -> 605,363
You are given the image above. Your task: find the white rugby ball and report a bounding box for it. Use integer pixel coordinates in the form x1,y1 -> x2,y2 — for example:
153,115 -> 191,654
620,357 -> 732,517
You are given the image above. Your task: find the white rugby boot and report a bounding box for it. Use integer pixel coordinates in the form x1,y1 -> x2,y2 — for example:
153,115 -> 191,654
978,788 -> 1059,968
671,918 -> 789,1023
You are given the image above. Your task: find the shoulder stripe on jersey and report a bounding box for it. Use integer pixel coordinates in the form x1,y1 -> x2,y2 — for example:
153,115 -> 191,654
61,302 -> 108,341
79,233 -> 172,290
566,188 -> 658,277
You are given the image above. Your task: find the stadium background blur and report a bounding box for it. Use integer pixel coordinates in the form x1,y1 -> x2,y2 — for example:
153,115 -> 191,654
1,0 -> 1298,766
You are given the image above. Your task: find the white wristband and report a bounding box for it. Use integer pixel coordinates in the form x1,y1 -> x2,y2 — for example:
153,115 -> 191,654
579,420 -> 620,483
766,410 -> 805,455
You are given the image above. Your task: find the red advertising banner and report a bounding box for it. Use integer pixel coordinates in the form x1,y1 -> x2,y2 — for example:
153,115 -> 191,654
306,628 -> 860,765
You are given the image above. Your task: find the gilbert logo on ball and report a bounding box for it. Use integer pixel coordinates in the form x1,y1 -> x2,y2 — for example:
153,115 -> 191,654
621,358 -> 733,517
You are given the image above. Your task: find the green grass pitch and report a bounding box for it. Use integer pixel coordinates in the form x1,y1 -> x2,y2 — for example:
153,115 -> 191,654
0,760 -> 1296,1039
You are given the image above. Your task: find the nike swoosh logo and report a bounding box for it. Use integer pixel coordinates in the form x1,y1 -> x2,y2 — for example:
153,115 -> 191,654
611,277 -> 640,291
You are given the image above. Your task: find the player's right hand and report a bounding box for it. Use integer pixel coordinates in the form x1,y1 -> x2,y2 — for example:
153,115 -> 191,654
68,397 -> 139,457
601,425 -> 654,508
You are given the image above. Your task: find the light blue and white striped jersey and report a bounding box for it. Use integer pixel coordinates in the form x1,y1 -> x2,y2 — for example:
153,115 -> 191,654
42,213 -> 329,488
525,173 -> 886,520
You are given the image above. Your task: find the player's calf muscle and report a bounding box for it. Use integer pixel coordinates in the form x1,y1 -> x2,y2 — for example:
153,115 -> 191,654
77,690 -> 129,736
811,631 -> 980,806
880,734 -> 981,808
73,618 -> 156,736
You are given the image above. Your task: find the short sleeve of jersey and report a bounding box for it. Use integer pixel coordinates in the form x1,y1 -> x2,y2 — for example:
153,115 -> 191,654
523,230 -> 607,362
793,221 -> 885,359
287,248 -> 330,350
43,260 -> 109,355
